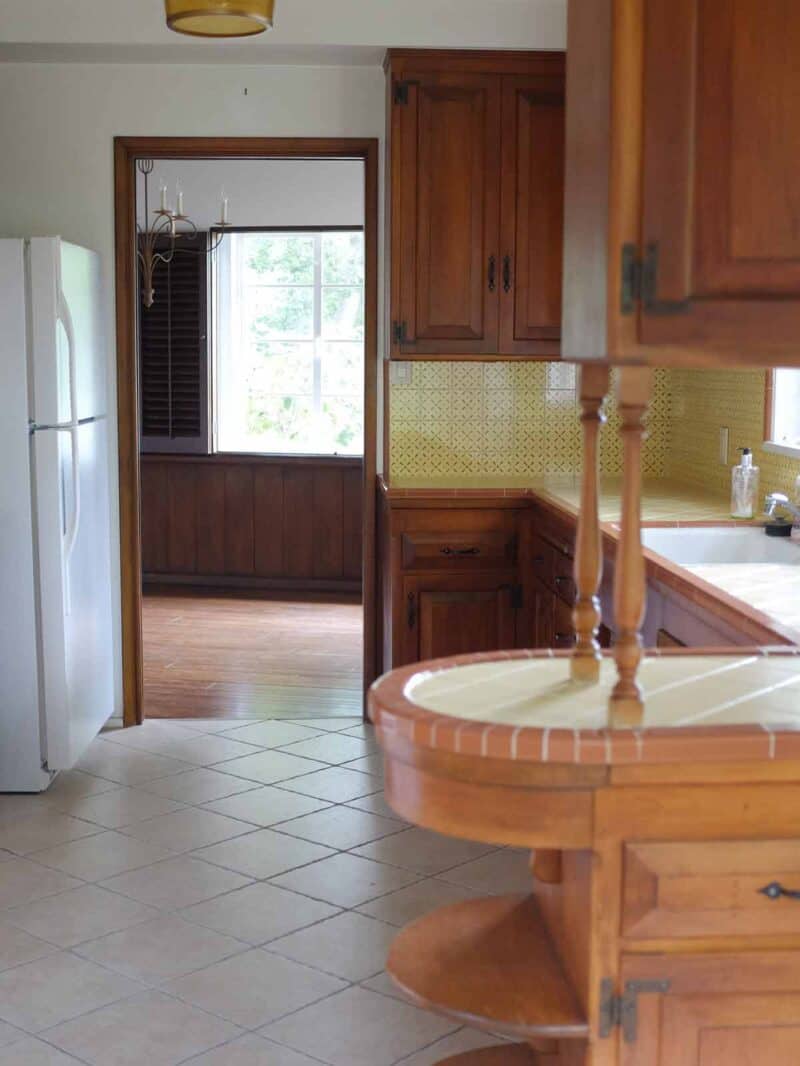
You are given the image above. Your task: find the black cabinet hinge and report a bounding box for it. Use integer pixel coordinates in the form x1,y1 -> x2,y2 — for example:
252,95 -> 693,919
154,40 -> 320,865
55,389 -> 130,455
393,80 -> 418,106
393,320 -> 412,345
621,242 -> 690,316
599,977 -> 671,1043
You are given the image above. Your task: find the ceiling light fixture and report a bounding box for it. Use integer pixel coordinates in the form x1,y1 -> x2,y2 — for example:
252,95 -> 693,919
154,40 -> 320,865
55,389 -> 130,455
164,0 -> 275,37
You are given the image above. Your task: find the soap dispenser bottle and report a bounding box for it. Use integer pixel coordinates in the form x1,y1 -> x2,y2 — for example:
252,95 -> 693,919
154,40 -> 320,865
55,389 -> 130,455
731,448 -> 760,519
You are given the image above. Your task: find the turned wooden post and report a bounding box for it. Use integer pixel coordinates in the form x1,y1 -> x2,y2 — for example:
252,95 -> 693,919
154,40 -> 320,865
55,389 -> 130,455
571,365 -> 610,683
610,367 -> 654,727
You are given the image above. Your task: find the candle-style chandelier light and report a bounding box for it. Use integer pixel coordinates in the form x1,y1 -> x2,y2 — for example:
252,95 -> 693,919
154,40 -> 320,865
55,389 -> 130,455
136,159 -> 231,308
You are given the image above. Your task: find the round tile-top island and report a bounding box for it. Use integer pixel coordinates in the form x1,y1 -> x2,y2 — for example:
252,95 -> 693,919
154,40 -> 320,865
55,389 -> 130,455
368,648 -> 800,1065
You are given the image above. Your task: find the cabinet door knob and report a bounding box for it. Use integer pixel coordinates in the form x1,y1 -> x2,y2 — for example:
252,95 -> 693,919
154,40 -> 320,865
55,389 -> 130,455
488,255 -> 497,293
502,255 -> 512,293
760,882 -> 800,901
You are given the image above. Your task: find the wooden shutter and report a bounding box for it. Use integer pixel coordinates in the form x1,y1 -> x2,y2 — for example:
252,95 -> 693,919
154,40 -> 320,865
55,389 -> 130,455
139,235 -> 210,453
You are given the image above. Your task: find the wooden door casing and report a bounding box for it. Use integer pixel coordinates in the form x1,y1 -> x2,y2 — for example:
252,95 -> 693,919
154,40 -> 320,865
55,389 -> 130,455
395,71 -> 501,356
401,573 -> 518,666
621,952 -> 800,1065
499,74 -> 565,356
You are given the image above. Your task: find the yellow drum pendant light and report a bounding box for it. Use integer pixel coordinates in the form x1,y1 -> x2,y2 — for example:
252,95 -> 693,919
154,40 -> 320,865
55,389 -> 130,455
165,0 -> 275,37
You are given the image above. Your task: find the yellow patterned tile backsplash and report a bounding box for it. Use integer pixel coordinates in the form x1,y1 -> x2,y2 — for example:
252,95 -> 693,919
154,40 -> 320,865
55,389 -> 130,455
388,364 -> 800,500
389,364 -> 670,479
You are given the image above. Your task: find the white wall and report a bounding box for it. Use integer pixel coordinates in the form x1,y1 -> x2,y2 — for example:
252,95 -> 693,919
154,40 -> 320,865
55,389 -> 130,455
138,159 -> 365,230
0,60 -> 384,716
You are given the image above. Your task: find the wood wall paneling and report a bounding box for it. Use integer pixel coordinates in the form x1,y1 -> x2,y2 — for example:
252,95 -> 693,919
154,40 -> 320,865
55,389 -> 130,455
224,465 -> 255,575
196,466 -> 225,575
253,466 -> 284,576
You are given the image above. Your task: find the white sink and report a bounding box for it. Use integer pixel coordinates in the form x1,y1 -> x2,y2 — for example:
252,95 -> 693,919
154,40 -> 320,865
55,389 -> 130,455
642,526 -> 800,566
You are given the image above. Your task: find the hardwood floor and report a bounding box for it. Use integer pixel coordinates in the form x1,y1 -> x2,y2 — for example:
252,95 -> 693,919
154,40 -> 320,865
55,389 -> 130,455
142,587 -> 363,720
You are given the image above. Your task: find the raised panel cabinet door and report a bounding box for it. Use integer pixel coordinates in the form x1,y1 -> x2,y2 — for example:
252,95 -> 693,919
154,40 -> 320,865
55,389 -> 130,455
638,0 -> 800,355
620,952 -> 800,1065
499,73 -> 565,356
393,72 -> 502,356
402,575 -> 516,665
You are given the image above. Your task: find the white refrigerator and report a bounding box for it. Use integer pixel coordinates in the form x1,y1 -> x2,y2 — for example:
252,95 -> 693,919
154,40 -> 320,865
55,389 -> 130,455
0,238 -> 114,792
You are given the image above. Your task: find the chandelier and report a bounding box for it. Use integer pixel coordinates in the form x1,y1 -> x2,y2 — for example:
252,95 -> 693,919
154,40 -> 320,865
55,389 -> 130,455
136,159 -> 231,308
164,0 -> 275,37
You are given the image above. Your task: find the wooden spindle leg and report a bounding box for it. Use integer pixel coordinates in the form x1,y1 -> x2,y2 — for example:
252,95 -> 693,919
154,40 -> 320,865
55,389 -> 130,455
571,365 -> 610,683
610,367 -> 654,727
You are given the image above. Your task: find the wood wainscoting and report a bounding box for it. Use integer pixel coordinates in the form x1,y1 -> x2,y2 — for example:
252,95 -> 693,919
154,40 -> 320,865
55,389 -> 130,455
141,454 -> 363,594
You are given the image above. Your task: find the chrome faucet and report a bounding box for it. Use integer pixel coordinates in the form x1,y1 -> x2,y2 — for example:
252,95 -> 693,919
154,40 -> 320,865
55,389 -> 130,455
764,492 -> 800,521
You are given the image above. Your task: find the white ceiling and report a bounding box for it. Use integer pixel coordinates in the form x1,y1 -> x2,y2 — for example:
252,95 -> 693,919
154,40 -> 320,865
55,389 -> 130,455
0,0 -> 566,60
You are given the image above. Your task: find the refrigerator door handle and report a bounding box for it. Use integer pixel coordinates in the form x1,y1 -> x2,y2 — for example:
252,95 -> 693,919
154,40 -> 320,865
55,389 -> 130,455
56,287 -> 81,571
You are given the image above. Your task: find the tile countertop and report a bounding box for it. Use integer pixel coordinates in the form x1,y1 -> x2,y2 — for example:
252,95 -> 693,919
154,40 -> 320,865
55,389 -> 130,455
382,475 -> 737,524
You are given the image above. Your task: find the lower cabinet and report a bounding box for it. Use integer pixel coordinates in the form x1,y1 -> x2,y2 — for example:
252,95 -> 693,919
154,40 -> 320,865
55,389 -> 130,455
620,952 -> 800,1065
401,574 -> 519,664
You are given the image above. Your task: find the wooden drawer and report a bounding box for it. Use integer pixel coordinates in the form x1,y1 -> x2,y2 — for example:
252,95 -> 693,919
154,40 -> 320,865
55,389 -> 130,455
401,531 -> 516,571
623,840 -> 800,940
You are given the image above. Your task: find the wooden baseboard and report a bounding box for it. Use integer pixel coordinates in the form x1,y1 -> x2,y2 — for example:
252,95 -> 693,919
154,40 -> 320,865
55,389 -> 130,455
142,573 -> 362,595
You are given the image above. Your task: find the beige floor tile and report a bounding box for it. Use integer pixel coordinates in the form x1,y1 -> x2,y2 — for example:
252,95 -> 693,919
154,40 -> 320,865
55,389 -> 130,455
172,719 -> 261,734
49,787 -> 184,829
262,986 -> 457,1066
31,830 -> 175,881
352,828 -> 496,877
344,793 -> 407,823
143,768 -> 259,805
360,970 -> 408,1002
0,951 -> 141,1032
275,806 -> 404,851
45,989 -> 241,1066
188,1033 -> 322,1065
165,948 -> 346,1029
196,829 -> 335,880
4,884 -> 158,949
342,753 -> 384,776
0,812 -> 101,856
288,717 -> 363,732
77,742 -> 193,785
201,786 -> 330,827
438,849 -> 533,894
356,877 -> 482,928
44,771 -> 120,803
180,882 -> 338,945
271,852 -> 420,908
152,734 -> 263,767
121,808 -> 254,853
279,733 -> 371,765
96,721 -> 200,752
219,722 -> 324,747
0,1022 -> 24,1050
0,1037 -> 85,1064
278,766 -> 380,803
0,859 -> 82,910
269,911 -> 395,981
218,750 -> 328,786
100,856 -> 252,909
395,1028 -> 506,1065
0,795 -> 54,826
74,914 -> 246,984
339,724 -> 381,749
0,923 -> 57,971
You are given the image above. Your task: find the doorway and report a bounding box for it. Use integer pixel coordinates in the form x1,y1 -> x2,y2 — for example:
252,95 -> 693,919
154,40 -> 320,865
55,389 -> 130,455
114,138 -> 379,727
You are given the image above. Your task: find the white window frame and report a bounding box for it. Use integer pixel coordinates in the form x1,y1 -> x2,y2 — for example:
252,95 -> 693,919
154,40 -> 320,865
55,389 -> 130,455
764,368 -> 800,460
213,227 -> 364,458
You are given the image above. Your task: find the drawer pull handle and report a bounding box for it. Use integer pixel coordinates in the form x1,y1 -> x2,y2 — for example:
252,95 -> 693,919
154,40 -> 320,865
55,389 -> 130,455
760,882 -> 800,901
533,554 -> 546,564
555,575 -> 570,585
488,255 -> 497,293
555,632 -> 576,646
502,254 -> 512,293
440,546 -> 480,557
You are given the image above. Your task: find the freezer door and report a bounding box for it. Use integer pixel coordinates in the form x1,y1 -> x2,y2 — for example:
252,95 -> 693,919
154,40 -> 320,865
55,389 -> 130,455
34,418 -> 114,769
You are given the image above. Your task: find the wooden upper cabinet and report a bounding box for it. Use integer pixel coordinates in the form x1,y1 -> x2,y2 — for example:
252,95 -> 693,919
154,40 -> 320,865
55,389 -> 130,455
387,50 -> 565,359
563,0 -> 800,367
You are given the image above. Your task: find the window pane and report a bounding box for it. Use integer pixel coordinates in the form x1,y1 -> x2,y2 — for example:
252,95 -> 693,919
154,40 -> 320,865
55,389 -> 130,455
321,396 -> 364,454
321,341 -> 363,396
248,394 -> 314,450
249,287 -> 313,342
322,286 -> 364,340
243,234 -> 314,285
322,232 -> 364,285
248,341 -> 314,396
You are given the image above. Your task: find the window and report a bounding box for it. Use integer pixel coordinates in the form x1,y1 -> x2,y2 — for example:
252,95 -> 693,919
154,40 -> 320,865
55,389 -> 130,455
215,229 -> 364,456
765,368 -> 800,458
